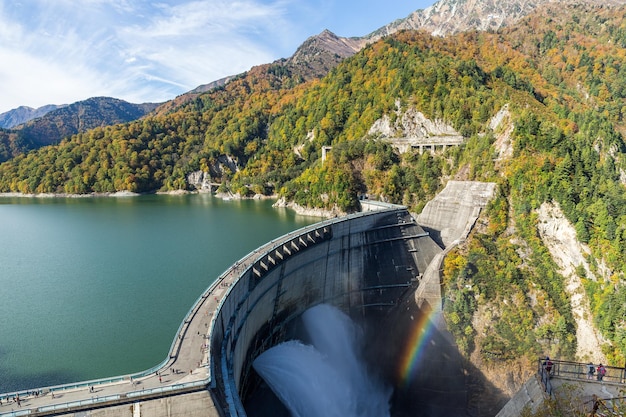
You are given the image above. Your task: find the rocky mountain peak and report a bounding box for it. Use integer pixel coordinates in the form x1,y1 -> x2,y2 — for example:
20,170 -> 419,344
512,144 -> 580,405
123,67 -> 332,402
368,0 -> 626,39
288,29 -> 366,66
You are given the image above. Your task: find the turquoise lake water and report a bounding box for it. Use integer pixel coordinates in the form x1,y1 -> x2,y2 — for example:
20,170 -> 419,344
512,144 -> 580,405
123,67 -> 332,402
0,194 -> 317,393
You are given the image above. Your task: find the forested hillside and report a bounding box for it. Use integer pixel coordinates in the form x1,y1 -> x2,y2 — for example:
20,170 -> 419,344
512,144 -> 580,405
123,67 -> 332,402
0,97 -> 158,163
0,2 -> 624,372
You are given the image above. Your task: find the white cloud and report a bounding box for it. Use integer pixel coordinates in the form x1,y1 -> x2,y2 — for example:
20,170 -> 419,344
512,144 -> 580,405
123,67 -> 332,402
114,1 -> 293,88
2,0 -> 435,113
0,0 -> 304,112
0,46 -> 106,108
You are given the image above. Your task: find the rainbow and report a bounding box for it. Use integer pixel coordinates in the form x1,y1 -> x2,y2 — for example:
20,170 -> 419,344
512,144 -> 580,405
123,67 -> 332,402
397,304 -> 437,387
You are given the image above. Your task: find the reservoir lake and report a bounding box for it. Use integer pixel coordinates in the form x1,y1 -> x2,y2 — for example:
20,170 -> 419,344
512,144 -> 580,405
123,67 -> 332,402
0,194 -> 318,393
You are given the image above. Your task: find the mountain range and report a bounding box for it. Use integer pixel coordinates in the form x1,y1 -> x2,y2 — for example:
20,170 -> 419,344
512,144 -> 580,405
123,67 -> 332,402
0,0 -> 597,151
0,97 -> 159,162
0,104 -> 66,129
370,0 -> 622,38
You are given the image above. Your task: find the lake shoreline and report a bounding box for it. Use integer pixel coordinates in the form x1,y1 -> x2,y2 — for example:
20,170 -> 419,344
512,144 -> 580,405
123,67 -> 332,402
0,191 -> 140,198
0,189 -> 267,199
0,190 -> 334,218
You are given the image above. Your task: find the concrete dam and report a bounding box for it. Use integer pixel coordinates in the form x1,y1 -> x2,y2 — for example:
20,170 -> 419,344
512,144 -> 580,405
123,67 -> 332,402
212,208 -> 442,416
0,181 -> 498,417
211,181 -> 497,417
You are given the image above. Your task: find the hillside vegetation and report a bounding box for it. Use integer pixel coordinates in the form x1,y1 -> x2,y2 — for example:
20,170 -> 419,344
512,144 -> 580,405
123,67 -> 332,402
0,97 -> 158,163
0,3 -> 624,370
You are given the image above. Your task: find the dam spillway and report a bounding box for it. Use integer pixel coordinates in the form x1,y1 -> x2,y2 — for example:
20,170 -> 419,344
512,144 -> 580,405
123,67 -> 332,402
209,206 -> 453,416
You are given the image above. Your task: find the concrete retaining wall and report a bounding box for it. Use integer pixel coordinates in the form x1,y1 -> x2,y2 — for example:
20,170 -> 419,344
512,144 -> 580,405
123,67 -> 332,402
417,181 -> 496,248
495,376 -> 547,417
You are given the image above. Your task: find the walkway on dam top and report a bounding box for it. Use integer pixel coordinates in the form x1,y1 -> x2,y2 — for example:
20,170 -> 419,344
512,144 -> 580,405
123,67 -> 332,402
0,236 -> 265,416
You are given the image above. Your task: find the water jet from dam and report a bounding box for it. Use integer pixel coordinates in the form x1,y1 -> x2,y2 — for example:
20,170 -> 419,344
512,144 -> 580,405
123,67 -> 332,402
252,304 -> 391,417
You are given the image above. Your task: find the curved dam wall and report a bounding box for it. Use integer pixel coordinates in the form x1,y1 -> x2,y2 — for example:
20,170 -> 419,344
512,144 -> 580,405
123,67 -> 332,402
208,206 -> 443,416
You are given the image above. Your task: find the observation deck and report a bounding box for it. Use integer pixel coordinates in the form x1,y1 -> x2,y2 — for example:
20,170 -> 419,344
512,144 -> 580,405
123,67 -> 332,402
496,359 -> 626,417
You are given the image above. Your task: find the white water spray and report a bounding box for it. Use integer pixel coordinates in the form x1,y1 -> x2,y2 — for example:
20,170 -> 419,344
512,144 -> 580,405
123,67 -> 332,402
253,304 -> 391,417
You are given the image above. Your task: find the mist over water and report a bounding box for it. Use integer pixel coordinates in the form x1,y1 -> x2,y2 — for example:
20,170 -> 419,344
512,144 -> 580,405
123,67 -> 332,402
253,304 -> 392,417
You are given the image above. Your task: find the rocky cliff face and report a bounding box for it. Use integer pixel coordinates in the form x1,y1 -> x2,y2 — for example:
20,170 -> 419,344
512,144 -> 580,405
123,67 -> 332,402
369,106 -> 462,140
186,155 -> 239,190
369,103 -> 464,153
536,202 -> 610,363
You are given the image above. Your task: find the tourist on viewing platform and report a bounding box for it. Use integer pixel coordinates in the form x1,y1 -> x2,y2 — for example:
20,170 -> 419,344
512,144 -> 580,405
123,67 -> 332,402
596,364 -> 606,381
587,362 -> 595,379
543,356 -> 553,376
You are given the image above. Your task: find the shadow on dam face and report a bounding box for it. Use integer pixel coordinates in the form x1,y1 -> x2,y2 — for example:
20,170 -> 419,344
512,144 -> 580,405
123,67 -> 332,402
243,298 -> 507,417
211,208 -> 508,417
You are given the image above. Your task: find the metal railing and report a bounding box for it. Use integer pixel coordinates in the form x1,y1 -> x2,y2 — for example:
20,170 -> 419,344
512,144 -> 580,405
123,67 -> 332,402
537,358 -> 626,386
0,380 -> 207,417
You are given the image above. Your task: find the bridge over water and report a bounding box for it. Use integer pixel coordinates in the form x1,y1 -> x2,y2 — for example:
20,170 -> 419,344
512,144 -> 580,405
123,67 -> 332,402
1,181 -> 501,417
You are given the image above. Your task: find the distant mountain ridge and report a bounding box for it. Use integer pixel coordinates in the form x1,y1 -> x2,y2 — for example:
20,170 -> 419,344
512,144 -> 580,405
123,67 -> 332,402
3,0 -> 624,159
0,104 -> 67,129
286,29 -> 365,75
185,0 -> 626,98
0,97 -> 159,162
15,96 -> 159,144
159,29 -> 367,115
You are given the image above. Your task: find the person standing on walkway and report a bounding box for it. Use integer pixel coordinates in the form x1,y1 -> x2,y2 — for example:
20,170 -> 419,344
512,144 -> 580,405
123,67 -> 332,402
586,362 -> 595,379
596,364 -> 606,381
543,356 -> 553,376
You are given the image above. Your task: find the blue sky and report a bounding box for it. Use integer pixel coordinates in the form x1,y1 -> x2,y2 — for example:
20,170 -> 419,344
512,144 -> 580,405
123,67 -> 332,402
0,1 -> 435,113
